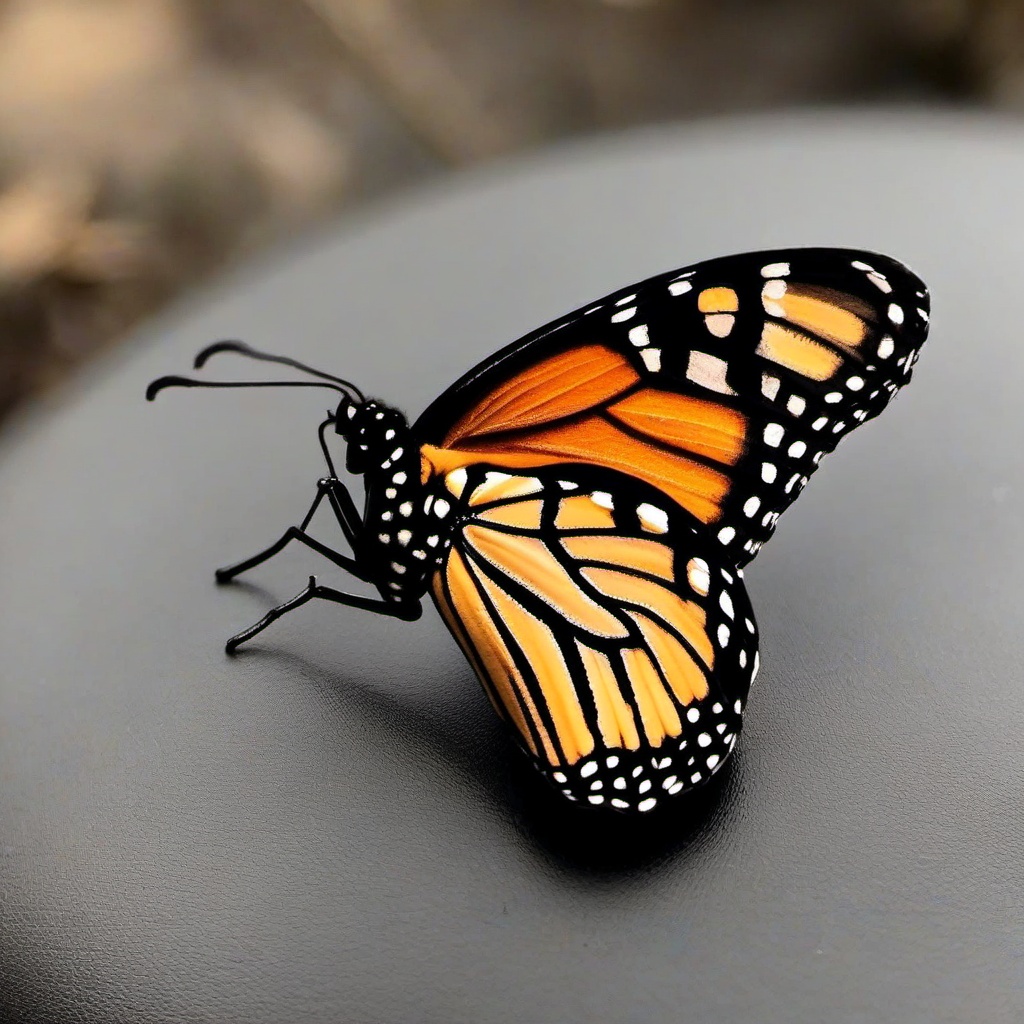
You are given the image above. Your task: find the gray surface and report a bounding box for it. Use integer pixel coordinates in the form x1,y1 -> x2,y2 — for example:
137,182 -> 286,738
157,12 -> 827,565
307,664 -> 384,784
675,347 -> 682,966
2,111 -> 1023,1023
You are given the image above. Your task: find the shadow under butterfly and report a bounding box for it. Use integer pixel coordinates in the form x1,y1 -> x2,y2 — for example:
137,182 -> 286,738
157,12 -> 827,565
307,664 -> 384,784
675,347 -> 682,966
147,247 -> 929,816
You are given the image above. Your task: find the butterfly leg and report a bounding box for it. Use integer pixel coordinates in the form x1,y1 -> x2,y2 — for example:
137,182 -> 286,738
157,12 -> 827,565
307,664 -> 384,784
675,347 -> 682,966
225,575 -> 421,654
215,477 -> 368,584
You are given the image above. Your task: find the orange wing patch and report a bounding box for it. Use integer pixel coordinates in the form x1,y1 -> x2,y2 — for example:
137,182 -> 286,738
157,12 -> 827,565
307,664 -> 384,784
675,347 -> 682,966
605,390 -> 745,465
438,548 -> 554,761
756,323 -> 843,381
434,415 -> 736,523
762,280 -> 874,355
424,343 -> 749,526
443,344 -> 640,444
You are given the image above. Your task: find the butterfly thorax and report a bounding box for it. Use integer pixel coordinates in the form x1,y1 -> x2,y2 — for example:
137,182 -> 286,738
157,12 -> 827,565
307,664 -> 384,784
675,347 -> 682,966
338,398 -> 453,604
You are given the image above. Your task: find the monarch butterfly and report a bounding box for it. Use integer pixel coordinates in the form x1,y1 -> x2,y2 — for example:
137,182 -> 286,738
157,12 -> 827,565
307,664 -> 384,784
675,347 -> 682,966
147,247 -> 929,814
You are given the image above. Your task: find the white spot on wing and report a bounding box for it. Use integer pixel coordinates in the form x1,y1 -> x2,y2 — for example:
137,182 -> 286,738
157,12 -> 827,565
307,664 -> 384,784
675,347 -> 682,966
628,324 -> 649,347
637,503 -> 669,533
705,313 -> 735,338
641,348 -> 662,373
611,307 -> 636,323
686,350 -> 735,395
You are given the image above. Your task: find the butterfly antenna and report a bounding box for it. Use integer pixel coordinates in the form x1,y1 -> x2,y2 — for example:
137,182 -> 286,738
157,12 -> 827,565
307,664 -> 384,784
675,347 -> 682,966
145,377 -> 356,403
194,340 -> 365,402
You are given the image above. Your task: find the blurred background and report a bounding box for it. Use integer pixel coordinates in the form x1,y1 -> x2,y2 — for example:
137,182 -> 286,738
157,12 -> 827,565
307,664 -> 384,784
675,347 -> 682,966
0,0 -> 1014,426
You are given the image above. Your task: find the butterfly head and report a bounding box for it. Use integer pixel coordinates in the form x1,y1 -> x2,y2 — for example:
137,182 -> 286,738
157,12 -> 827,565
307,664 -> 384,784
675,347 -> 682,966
333,397 -> 414,478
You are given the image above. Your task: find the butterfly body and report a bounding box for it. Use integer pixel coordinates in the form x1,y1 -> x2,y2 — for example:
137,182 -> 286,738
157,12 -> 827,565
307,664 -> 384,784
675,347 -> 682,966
147,247 -> 929,814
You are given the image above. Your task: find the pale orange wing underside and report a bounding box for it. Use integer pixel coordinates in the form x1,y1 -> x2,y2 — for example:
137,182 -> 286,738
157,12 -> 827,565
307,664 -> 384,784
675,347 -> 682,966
430,470 -> 753,773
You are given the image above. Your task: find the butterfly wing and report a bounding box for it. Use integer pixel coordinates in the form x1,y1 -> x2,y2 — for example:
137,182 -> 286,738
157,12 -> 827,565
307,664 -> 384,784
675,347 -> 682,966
429,463 -> 757,812
415,247 -> 929,566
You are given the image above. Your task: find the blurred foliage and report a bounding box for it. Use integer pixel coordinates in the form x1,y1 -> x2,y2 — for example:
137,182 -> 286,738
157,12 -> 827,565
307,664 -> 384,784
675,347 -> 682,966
0,0 -> 1013,422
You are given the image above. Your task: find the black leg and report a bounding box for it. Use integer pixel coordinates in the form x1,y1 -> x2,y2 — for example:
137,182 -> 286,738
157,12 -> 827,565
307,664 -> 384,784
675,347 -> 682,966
215,477 -> 366,583
225,576 -> 421,654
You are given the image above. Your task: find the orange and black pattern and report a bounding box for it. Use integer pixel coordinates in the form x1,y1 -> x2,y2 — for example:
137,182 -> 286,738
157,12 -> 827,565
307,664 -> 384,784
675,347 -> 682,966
149,247 -> 930,815
416,248 -> 929,567
428,461 -> 756,810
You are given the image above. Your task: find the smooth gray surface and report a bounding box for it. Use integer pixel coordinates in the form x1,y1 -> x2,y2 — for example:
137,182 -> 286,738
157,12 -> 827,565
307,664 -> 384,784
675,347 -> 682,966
2,111 -> 1023,1023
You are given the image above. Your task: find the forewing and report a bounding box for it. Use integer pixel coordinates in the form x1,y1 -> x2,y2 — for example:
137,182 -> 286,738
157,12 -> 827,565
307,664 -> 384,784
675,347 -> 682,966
415,247 -> 929,566
429,464 -> 758,813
